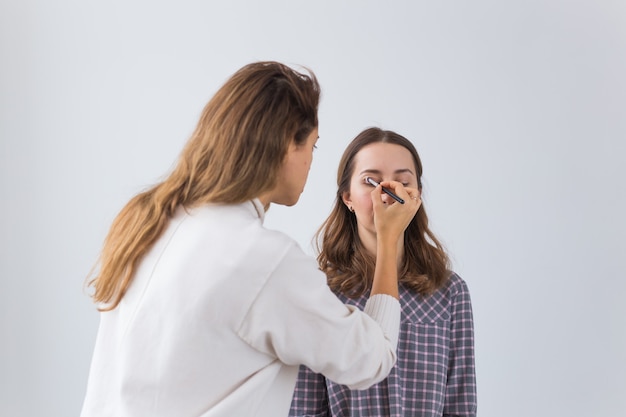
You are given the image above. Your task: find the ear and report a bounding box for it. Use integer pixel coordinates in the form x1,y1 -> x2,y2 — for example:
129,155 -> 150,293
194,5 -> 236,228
341,191 -> 352,209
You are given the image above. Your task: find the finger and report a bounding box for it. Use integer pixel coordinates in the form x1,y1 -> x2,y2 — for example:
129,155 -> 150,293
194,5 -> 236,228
388,187 -> 421,215
380,182 -> 421,206
370,184 -> 386,209
379,180 -> 411,201
405,187 -> 420,202
410,189 -> 422,211
405,189 -> 421,211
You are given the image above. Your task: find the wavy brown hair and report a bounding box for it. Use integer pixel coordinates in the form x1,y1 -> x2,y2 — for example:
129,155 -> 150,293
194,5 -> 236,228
316,127 -> 449,298
88,61 -> 320,310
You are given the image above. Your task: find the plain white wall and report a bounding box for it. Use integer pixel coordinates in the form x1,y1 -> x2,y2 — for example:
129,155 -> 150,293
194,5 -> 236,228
1,1 -> 625,415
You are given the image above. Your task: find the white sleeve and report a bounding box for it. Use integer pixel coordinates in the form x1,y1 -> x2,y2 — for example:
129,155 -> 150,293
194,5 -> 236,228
363,294 -> 401,350
236,243 -> 400,390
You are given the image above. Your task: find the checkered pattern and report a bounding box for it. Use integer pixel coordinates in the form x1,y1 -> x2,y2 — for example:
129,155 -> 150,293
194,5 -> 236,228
290,273 -> 477,417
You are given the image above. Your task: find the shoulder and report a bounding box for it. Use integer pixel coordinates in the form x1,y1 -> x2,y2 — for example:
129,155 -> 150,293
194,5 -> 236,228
399,272 -> 471,321
185,202 -> 297,245
178,202 -> 301,275
445,272 -> 471,296
432,272 -> 473,308
412,271 -> 469,303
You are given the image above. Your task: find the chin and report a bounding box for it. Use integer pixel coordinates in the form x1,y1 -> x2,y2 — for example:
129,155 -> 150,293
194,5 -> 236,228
273,195 -> 300,207
284,197 -> 300,207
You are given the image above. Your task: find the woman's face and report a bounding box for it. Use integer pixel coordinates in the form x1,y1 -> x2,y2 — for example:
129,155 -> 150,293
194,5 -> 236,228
266,127 -> 319,207
343,142 -> 418,237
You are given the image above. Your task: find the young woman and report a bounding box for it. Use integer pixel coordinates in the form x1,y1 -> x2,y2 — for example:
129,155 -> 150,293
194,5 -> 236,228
80,62 -> 421,417
290,127 -> 477,417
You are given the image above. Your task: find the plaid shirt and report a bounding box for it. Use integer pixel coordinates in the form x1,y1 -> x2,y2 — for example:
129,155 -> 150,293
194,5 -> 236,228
290,273 -> 477,417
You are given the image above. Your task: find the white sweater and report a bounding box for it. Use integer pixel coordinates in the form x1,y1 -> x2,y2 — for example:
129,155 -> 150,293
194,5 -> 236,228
80,199 -> 400,417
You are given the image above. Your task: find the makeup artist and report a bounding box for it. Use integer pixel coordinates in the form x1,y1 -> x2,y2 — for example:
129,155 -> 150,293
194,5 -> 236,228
80,62 -> 420,417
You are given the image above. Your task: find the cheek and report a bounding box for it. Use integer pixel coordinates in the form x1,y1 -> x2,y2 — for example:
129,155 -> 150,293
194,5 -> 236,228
301,154 -> 313,173
353,193 -> 375,229
354,191 -> 373,212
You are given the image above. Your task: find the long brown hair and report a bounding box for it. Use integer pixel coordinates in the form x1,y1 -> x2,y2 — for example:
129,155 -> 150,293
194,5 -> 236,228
88,61 -> 320,310
317,127 -> 449,298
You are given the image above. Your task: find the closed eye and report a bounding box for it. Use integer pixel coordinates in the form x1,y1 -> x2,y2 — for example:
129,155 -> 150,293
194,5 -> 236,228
364,177 -> 382,186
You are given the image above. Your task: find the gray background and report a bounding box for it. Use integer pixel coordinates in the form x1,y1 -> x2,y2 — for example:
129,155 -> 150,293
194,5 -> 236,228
1,1 -> 625,415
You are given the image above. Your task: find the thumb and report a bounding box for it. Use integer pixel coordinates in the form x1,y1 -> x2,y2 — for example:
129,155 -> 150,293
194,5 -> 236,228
370,184 -> 386,213
370,183 -> 381,202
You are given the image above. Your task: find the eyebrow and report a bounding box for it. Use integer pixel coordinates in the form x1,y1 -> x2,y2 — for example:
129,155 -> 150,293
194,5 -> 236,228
358,168 -> 415,176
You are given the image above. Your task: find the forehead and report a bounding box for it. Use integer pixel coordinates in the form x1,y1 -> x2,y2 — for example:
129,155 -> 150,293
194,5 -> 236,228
352,142 -> 415,173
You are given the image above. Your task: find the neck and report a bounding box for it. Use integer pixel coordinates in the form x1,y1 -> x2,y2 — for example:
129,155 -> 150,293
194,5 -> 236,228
256,193 -> 272,211
359,226 -> 405,269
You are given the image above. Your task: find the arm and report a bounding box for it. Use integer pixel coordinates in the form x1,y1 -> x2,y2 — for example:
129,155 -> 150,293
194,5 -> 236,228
238,183 -> 418,390
370,181 -> 421,299
289,365 -> 329,417
237,242 -> 399,389
443,277 -> 478,417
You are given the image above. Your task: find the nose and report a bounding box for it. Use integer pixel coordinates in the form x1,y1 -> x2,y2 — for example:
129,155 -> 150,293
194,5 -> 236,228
380,192 -> 392,205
